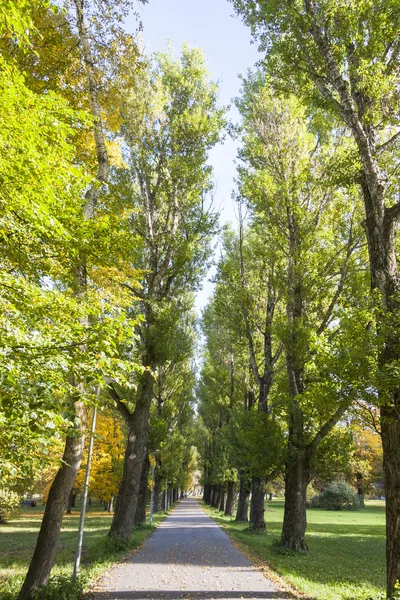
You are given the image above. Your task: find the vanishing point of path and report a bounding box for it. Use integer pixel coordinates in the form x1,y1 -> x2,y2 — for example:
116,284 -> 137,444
90,498 -> 290,600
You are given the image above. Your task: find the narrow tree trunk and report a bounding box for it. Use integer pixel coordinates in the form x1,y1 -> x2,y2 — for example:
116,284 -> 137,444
219,487 -> 226,512
134,454 -> 150,525
109,367 -> 154,538
224,481 -> 236,517
209,485 -> 215,506
18,407 -> 86,600
168,488 -> 173,507
213,485 -> 221,509
235,476 -> 250,522
66,490 -> 76,514
356,473 -> 365,508
203,483 -> 210,504
280,453 -> 309,552
154,472 -> 162,513
108,496 -> 114,513
381,404 -> 400,597
249,477 -> 266,531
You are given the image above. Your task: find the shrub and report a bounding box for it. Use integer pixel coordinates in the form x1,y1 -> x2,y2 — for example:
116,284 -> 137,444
317,482 -> 362,511
32,574 -> 87,600
0,489 -> 20,523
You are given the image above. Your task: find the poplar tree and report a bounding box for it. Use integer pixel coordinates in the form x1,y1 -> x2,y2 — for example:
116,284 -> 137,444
107,46 -> 225,539
231,2 -> 400,593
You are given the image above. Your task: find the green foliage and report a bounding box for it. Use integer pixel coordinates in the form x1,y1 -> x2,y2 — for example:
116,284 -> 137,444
32,575 -> 87,600
0,490 -> 20,524
315,482 -> 363,511
224,406 -> 284,478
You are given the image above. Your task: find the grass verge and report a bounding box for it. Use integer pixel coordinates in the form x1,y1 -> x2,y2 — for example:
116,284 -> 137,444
0,502 -> 170,600
203,499 -> 385,600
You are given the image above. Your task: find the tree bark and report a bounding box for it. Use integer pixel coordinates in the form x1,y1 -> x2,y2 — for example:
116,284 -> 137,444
203,483 -> 210,504
235,476 -> 250,522
109,365 -> 154,538
249,477 -> 266,531
381,403 -> 400,597
209,485 -> 215,506
219,487 -> 226,512
212,485 -> 221,509
18,406 -> 86,600
154,471 -> 162,513
280,451 -> 309,552
134,453 -> 150,525
224,481 -> 236,517
66,490 -> 76,514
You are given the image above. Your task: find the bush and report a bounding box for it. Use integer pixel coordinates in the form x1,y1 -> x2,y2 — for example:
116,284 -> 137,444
0,490 -> 20,523
32,574 -> 87,600
317,482 -> 362,511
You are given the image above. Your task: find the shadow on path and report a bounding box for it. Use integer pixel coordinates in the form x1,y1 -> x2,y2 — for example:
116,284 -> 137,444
88,591 -> 292,599
90,499 -> 291,600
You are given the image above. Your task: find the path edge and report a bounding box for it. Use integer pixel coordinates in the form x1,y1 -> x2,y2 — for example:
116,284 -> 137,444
200,500 -> 313,600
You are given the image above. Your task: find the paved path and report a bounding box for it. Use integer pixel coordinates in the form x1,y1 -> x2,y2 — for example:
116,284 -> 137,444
90,498 -> 289,600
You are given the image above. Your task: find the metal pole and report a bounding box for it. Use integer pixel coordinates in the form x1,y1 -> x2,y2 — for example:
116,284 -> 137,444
73,391 -> 98,579
149,455 -> 155,525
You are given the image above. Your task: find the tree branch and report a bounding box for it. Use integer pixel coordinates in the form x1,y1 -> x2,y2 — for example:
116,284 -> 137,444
306,401 -> 349,459
107,383 -> 132,422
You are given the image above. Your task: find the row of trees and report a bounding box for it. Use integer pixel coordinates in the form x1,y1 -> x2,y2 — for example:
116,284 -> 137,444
0,2 -> 224,599
198,0 -> 400,595
198,72 -> 376,538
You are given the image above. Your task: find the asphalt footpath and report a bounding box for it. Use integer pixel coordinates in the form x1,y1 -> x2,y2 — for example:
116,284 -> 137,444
89,497 -> 290,600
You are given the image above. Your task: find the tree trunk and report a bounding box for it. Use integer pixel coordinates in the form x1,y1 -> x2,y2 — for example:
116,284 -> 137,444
134,453 -> 150,525
381,404 -> 400,597
18,406 -> 86,600
66,490 -> 76,514
249,477 -> 266,531
108,496 -> 114,513
219,487 -> 226,512
203,483 -> 210,504
212,485 -> 221,509
209,485 -> 215,506
280,452 -> 309,552
109,367 -> 154,538
154,472 -> 162,513
168,488 -> 173,507
235,476 -> 250,522
224,481 -> 236,517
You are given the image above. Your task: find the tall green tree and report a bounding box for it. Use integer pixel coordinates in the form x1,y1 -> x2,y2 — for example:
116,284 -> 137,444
107,45 -> 225,539
0,1 -> 143,597
230,1 -> 400,593
236,73 -> 370,550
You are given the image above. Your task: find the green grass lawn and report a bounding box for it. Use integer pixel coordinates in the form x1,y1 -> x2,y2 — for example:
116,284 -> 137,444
0,501 -> 167,600
205,499 -> 386,600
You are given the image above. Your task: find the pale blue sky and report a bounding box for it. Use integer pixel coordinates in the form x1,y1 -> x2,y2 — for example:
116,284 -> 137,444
127,0 -> 260,309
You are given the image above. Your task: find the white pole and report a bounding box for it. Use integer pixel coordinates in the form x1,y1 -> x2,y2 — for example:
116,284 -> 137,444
73,389 -> 98,579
